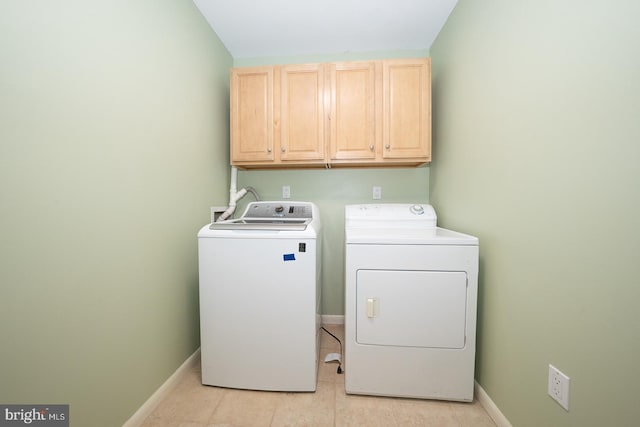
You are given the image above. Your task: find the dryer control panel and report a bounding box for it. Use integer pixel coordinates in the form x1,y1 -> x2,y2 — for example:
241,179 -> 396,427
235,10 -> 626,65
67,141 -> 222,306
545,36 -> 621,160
345,204 -> 437,228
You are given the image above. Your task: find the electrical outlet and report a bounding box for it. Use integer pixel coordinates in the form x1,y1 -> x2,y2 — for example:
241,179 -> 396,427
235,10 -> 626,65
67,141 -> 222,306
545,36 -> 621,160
282,185 -> 291,199
372,186 -> 382,200
548,364 -> 570,411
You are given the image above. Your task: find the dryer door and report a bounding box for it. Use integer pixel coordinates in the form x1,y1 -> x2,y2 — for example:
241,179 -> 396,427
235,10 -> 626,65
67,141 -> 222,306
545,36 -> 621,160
356,269 -> 468,349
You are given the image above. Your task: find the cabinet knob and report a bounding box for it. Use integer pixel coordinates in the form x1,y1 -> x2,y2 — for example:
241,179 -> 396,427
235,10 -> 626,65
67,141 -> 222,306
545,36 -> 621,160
369,144 -> 374,151
267,148 -> 272,153
385,144 -> 391,150
281,147 -> 286,153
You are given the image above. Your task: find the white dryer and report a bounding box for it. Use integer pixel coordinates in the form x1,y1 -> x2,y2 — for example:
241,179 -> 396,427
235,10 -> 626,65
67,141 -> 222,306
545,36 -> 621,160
344,204 -> 479,401
198,201 -> 321,392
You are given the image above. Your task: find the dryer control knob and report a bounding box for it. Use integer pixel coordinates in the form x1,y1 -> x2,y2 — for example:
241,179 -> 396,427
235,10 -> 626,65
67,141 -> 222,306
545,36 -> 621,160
410,204 -> 424,215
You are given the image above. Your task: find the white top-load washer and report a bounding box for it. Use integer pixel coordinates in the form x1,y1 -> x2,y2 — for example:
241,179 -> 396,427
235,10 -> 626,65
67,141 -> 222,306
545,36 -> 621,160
344,204 -> 479,401
198,201 -> 321,391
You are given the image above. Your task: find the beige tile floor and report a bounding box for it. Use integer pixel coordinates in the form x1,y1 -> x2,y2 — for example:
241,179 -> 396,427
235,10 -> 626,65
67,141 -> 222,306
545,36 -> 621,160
142,325 -> 497,427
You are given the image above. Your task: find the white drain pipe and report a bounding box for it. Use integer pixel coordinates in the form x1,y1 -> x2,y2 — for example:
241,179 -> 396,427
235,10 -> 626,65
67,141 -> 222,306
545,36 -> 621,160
217,166 -> 260,222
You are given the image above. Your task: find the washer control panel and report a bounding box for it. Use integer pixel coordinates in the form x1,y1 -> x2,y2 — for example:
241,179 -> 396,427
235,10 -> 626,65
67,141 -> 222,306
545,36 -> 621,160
243,202 -> 313,219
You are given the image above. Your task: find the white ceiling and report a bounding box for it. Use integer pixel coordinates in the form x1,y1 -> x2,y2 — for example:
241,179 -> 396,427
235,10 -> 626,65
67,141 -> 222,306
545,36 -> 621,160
192,0 -> 458,59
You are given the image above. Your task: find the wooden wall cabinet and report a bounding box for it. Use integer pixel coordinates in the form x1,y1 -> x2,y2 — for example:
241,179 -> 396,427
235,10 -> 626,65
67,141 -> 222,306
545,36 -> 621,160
278,64 -> 326,164
230,66 -> 274,163
230,58 -> 431,169
328,61 -> 379,163
382,58 -> 431,161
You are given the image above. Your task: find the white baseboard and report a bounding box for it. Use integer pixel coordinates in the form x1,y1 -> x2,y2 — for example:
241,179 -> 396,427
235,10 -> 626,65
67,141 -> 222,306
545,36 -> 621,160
122,349 -> 200,427
475,381 -> 512,427
321,314 -> 345,325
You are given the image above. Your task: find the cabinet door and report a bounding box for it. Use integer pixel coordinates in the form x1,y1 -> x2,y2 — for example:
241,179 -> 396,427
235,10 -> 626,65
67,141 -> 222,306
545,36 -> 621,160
279,64 -> 325,162
329,62 -> 379,161
382,59 -> 431,160
231,67 -> 274,163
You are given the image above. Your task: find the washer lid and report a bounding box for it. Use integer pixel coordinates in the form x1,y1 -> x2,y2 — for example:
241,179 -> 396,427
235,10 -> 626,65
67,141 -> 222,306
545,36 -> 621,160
199,201 -> 321,236
209,218 -> 311,231
345,204 -> 437,228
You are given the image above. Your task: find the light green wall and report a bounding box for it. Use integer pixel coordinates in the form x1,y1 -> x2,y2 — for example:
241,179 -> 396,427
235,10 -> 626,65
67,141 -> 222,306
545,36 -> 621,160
237,167 -> 429,315
0,1 -> 231,426
431,0 -> 640,425
233,49 -> 431,315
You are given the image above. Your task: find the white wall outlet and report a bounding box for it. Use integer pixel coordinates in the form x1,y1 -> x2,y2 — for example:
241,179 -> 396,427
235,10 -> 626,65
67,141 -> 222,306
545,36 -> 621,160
372,186 -> 382,200
282,185 -> 291,199
548,364 -> 570,411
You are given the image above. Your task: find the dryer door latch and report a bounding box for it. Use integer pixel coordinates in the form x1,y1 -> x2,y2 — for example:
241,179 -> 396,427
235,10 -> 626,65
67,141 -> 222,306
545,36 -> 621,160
366,298 -> 379,318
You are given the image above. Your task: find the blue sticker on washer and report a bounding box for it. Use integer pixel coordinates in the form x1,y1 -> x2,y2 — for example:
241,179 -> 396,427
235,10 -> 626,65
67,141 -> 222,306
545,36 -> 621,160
283,253 -> 296,261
